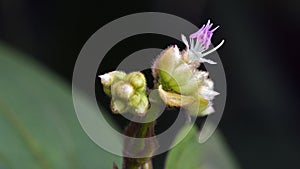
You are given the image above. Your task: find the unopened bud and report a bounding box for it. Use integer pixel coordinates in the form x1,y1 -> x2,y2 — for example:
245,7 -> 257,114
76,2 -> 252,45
111,99 -> 127,114
99,73 -> 113,87
99,71 -> 126,87
133,94 -> 149,115
129,93 -> 141,107
127,72 -> 146,91
116,83 -> 134,100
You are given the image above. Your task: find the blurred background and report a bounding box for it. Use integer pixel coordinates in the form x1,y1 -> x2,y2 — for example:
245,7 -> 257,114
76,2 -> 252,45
1,0 -> 300,168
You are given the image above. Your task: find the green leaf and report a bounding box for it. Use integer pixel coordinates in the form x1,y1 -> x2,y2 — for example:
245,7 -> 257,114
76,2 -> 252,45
0,43 -> 121,169
165,124 -> 240,169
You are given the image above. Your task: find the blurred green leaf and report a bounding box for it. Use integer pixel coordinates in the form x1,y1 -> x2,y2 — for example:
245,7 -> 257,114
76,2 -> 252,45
0,43 -> 121,169
165,124 -> 240,169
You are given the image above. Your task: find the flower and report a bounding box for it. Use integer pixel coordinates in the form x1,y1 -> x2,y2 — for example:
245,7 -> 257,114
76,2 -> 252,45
181,20 -> 224,65
152,45 -> 219,116
152,20 -> 223,116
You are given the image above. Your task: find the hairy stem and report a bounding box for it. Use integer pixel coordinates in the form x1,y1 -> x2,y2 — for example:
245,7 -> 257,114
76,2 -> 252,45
122,120 -> 157,169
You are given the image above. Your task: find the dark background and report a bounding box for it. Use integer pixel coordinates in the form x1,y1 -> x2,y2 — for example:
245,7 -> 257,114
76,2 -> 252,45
1,0 -> 299,168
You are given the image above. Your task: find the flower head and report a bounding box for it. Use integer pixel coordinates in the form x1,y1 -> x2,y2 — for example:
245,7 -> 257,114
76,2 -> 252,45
152,45 -> 219,116
151,19 -> 224,116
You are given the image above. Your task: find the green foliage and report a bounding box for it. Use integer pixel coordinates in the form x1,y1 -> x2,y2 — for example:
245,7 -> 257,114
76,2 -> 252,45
0,43 -> 121,169
165,124 -> 240,169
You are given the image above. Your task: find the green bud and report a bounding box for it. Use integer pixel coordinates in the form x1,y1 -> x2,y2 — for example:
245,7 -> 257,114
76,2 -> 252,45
103,86 -> 111,96
129,93 -> 141,107
110,81 -> 124,99
127,72 -> 146,92
99,71 -> 126,87
133,94 -> 149,115
111,99 -> 127,114
116,83 -> 134,100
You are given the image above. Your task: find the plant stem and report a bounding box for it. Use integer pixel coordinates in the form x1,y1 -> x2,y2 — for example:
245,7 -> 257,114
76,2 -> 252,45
122,120 -> 157,169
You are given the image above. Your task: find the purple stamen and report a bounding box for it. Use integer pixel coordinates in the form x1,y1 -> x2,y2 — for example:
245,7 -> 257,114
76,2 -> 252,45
189,20 -> 219,50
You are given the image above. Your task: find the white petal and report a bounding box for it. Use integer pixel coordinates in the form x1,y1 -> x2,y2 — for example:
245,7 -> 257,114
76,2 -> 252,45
181,34 -> 189,49
201,106 -> 215,116
203,78 -> 214,89
190,38 -> 195,49
194,43 -> 205,53
200,86 -> 219,100
173,45 -> 181,60
202,39 -> 225,57
194,71 -> 209,79
197,57 -> 217,64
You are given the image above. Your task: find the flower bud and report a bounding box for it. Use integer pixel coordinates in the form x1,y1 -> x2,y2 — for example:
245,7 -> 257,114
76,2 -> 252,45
99,71 -> 126,87
111,99 -> 127,114
103,86 -> 111,96
129,93 -> 141,107
99,73 -> 112,86
133,94 -> 149,116
127,72 -> 146,92
116,83 -> 134,100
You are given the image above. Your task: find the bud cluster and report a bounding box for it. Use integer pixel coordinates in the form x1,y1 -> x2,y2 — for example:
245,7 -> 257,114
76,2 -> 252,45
99,71 -> 148,116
